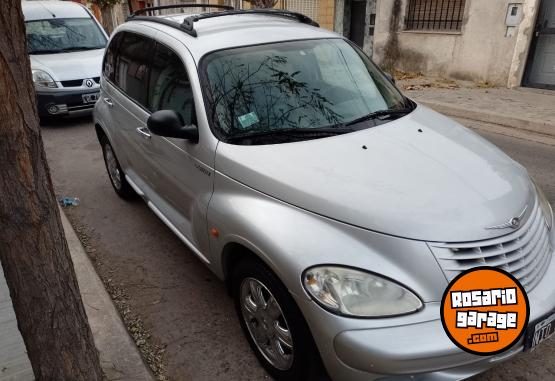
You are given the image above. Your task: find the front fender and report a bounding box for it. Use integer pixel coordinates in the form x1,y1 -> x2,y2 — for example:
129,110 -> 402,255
207,171 -> 447,303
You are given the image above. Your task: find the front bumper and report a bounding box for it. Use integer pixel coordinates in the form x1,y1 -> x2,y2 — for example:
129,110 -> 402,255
296,230 -> 555,381
36,88 -> 99,117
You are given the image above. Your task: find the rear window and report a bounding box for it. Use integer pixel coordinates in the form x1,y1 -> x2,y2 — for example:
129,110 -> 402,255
26,18 -> 107,54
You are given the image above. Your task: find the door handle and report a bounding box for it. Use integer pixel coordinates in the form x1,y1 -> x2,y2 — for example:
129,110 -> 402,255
136,126 -> 151,139
103,97 -> 113,107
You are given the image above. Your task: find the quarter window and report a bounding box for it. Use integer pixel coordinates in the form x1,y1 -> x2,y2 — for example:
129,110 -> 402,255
102,32 -> 122,83
114,32 -> 153,107
148,43 -> 196,125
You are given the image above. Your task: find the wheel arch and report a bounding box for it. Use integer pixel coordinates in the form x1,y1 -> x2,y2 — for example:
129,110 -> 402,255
95,122 -> 107,143
222,241 -> 272,296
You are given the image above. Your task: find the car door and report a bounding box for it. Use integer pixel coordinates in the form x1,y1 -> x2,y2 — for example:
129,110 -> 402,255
104,30 -> 157,192
143,38 -> 215,258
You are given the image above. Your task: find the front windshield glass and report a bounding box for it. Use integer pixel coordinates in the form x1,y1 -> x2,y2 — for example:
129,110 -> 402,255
203,38 -> 410,141
26,18 -> 107,54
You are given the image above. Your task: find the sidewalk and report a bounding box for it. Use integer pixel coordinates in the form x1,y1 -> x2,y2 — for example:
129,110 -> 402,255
61,209 -> 155,381
396,74 -> 555,144
0,210 -> 153,381
0,262 -> 33,381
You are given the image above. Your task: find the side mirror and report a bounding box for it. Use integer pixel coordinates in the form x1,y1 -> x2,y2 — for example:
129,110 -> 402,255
147,110 -> 199,142
385,72 -> 396,84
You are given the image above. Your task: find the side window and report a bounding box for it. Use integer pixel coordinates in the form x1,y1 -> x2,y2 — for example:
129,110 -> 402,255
114,32 -> 153,108
102,32 -> 122,83
148,42 -> 196,125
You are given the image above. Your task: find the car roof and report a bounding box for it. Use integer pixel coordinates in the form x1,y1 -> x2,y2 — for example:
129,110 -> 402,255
122,13 -> 341,62
22,1 -> 90,21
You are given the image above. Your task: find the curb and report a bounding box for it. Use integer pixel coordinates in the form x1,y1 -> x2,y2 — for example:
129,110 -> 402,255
415,99 -> 555,138
60,208 -> 155,381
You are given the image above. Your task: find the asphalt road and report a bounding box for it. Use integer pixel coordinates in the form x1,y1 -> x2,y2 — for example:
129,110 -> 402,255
41,116 -> 555,381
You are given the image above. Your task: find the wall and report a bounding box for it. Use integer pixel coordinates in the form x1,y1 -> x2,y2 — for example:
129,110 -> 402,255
372,0 -> 540,86
333,0 -> 377,56
318,0 -> 336,30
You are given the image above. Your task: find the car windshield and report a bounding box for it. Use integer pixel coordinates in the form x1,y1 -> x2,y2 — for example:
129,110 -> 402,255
26,18 -> 107,54
202,38 -> 412,143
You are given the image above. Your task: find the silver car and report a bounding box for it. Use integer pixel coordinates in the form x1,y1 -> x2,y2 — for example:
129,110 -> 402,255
93,6 -> 555,381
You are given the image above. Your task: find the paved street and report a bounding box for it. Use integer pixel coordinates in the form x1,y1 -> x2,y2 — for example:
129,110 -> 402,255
41,116 -> 555,381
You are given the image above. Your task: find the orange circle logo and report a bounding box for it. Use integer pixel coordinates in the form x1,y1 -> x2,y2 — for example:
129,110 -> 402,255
441,267 -> 529,355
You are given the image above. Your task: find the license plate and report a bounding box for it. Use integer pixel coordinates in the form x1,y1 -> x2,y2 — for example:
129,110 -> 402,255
82,92 -> 100,104
524,311 -> 555,351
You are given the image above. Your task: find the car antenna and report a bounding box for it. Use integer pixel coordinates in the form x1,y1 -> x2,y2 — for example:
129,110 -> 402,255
37,1 -> 56,18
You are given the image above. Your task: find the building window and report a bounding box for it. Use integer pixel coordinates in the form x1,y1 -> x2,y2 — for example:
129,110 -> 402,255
405,0 -> 466,31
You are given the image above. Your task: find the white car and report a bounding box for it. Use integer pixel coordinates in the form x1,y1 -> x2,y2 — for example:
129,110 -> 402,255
22,0 -> 108,118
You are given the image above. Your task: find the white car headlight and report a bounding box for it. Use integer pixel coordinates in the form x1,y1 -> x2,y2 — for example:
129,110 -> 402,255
32,69 -> 58,88
533,179 -> 553,231
303,266 -> 423,317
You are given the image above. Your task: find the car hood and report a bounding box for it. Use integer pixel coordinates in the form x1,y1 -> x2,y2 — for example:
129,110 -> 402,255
30,48 -> 104,81
215,105 -> 533,242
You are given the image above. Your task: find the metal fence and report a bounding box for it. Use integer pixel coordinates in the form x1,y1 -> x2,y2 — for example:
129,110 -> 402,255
405,0 -> 466,31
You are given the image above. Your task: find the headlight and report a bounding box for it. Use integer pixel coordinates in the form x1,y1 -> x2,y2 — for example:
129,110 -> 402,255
303,266 -> 423,317
32,69 -> 57,88
533,179 -> 553,231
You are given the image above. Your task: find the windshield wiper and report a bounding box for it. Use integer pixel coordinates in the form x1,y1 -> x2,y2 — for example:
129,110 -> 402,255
28,47 -> 102,54
29,49 -> 64,54
60,46 -> 103,52
226,126 -> 354,143
346,106 -> 414,126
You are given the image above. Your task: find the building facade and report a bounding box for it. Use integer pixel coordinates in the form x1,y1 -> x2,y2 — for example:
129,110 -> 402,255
371,0 -> 555,89
86,0 -> 554,89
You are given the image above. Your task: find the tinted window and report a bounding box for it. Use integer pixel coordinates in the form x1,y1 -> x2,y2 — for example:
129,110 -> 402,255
26,18 -> 107,54
114,32 -> 153,107
148,43 -> 195,125
103,32 -> 122,83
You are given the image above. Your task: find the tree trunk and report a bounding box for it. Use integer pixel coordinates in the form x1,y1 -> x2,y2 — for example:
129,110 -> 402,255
0,2 -> 104,380
100,5 -> 116,35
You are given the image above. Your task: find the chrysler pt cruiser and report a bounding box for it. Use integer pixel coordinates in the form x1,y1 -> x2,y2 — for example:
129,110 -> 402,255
93,6 -> 554,380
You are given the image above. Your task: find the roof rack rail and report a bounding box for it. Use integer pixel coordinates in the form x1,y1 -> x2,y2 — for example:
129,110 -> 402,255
182,9 -> 320,33
129,3 -> 233,17
126,7 -> 319,38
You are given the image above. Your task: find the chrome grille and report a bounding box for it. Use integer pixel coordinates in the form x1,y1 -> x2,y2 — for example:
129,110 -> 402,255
429,199 -> 552,292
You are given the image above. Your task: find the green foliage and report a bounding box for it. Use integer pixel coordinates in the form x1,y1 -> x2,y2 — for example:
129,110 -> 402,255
90,0 -> 121,8
244,0 -> 278,8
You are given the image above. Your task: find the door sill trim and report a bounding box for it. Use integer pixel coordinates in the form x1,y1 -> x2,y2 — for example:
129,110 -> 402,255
125,174 -> 210,264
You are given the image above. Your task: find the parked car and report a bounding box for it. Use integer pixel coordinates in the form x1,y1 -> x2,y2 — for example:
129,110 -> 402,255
93,6 -> 555,381
22,0 -> 107,118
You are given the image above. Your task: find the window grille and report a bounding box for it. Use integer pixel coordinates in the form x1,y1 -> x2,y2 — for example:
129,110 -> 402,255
405,0 -> 466,31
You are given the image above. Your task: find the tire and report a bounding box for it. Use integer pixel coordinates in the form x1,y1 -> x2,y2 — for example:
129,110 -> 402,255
232,258 -> 328,381
100,136 -> 136,200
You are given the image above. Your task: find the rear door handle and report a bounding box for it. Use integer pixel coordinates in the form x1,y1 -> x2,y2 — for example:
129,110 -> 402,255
136,126 -> 151,139
103,97 -> 113,107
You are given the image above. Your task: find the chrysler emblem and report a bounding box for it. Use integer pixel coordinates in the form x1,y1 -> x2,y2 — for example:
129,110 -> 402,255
486,205 -> 528,230
85,79 -> 94,87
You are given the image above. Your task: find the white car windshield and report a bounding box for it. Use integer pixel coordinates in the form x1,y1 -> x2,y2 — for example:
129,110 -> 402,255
202,38 -> 412,143
26,18 -> 107,54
